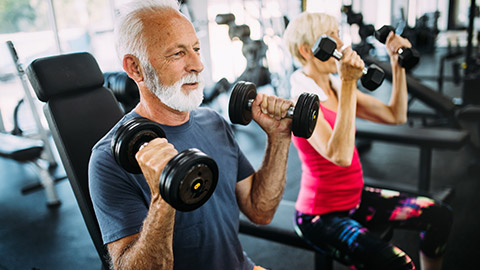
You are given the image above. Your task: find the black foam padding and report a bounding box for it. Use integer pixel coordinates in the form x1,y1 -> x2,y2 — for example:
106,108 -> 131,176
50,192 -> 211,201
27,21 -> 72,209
356,120 -> 469,149
26,52 -> 104,102
363,56 -> 457,116
26,52 -> 123,270
0,133 -> 44,162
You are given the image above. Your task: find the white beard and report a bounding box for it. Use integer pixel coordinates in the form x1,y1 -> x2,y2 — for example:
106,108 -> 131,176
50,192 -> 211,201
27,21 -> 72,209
144,62 -> 205,112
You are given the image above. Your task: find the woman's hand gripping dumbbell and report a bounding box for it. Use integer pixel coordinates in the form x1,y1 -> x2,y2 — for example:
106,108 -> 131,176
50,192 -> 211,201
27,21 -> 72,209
375,25 -> 420,70
228,81 -> 319,138
312,35 -> 385,90
111,117 -> 218,212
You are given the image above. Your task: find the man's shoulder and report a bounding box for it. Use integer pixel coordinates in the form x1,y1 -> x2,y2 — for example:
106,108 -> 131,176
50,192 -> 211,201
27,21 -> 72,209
194,106 -> 221,118
92,111 -> 138,154
193,107 -> 227,125
91,108 -> 228,153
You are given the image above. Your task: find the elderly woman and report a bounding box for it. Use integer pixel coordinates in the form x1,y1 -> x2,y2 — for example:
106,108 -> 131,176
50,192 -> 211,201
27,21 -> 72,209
283,12 -> 452,270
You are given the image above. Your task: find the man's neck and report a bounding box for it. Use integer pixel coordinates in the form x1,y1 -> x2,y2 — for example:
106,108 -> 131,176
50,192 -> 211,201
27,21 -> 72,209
134,89 -> 190,126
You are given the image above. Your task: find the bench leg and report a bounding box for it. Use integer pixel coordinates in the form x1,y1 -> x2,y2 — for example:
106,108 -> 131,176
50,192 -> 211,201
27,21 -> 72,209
314,252 -> 333,270
419,147 -> 432,193
31,161 -> 61,208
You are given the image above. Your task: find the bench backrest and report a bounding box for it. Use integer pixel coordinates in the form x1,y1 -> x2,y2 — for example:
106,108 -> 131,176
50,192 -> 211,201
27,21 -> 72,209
26,52 -> 124,269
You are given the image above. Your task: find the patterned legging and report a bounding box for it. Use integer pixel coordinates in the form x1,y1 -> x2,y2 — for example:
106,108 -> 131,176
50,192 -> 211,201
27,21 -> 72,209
295,186 -> 453,270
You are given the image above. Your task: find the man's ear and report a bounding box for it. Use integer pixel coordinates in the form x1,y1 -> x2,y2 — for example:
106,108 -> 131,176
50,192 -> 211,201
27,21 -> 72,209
123,54 -> 144,82
298,44 -> 313,61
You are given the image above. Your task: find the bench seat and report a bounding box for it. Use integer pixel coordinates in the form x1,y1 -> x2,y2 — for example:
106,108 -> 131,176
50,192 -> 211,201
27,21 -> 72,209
0,133 -> 44,162
356,120 -> 469,192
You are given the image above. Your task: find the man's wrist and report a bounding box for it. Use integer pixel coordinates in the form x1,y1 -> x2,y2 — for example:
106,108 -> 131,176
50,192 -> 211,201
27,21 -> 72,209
267,133 -> 292,145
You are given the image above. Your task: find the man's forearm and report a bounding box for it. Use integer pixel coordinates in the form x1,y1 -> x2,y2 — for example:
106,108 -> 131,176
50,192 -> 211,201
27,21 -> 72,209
249,136 -> 291,223
111,198 -> 176,270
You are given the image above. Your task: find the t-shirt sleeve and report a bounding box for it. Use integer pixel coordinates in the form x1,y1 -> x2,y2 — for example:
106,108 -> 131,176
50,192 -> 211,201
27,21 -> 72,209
236,145 -> 254,182
88,147 -> 148,244
220,114 -> 255,182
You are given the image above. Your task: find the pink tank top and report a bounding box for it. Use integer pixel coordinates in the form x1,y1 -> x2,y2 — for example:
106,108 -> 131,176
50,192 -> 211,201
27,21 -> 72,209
292,104 -> 364,215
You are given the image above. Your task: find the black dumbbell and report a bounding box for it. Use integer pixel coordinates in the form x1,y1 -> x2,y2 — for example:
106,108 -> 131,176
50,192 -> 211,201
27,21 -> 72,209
104,72 -> 139,103
312,35 -> 385,91
228,81 -> 319,139
375,25 -> 420,70
111,117 -> 218,212
215,13 -> 235,25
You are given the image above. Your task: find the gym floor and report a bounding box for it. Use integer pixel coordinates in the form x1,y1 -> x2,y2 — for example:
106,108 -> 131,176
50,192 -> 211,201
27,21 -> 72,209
0,51 -> 479,270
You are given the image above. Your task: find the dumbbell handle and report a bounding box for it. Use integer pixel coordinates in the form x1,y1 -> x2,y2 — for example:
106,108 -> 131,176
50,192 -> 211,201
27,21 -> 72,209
247,99 -> 295,118
331,49 -> 369,75
139,142 -> 149,152
397,48 -> 408,55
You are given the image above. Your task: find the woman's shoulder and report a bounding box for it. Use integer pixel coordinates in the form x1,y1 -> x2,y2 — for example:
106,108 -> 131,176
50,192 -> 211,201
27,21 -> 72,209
328,73 -> 341,92
290,69 -> 329,101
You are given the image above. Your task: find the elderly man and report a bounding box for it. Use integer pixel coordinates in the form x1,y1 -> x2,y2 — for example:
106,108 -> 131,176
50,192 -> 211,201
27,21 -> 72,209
88,0 -> 294,269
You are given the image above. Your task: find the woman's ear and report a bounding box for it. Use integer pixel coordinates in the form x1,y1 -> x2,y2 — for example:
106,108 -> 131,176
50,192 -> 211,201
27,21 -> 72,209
123,54 -> 144,83
298,44 -> 313,61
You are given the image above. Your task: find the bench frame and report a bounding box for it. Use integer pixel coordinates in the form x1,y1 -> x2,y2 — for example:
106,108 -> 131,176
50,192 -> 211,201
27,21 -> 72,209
239,122 -> 468,269
356,121 -> 469,192
239,200 -> 333,270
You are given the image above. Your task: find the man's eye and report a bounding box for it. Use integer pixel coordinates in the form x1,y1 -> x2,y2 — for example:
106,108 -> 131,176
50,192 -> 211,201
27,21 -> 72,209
194,47 -> 200,52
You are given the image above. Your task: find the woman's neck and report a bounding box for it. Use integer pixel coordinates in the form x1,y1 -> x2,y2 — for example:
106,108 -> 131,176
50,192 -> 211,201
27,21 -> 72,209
303,64 -> 331,91
302,64 -> 339,111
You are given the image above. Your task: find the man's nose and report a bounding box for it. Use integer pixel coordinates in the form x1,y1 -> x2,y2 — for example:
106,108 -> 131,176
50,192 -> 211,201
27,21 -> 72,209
187,51 -> 204,73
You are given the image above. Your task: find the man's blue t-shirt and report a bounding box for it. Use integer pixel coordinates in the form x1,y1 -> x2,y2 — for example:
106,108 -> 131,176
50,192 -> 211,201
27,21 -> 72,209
89,108 -> 256,270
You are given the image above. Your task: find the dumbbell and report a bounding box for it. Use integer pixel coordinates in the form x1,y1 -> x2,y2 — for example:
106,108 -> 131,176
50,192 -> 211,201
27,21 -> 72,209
103,72 -> 139,104
111,117 -> 218,212
375,25 -> 420,70
312,35 -> 385,91
228,81 -> 319,139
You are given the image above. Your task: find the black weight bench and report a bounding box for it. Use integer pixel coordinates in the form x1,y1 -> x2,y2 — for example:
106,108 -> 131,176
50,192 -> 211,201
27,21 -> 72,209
27,52 -> 124,270
238,124 -> 469,270
239,185 -> 452,270
365,56 -> 480,129
364,56 -> 457,117
0,133 -> 61,207
239,200 -> 332,270
356,120 -> 469,193
103,72 -> 139,114
239,199 -> 394,270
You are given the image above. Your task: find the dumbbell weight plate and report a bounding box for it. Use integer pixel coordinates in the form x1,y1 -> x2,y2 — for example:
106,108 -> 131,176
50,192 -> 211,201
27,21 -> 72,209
228,81 -> 257,125
312,35 -> 337,61
160,148 -> 191,209
111,117 -> 166,174
360,64 -> 385,91
292,93 -> 319,138
398,48 -> 420,70
160,148 -> 218,212
374,25 -> 395,44
375,25 -> 420,70
300,93 -> 319,138
291,93 -> 306,138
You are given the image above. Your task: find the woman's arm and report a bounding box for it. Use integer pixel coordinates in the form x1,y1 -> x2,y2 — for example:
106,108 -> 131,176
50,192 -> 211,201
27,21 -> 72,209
356,32 -> 410,125
308,47 -> 364,167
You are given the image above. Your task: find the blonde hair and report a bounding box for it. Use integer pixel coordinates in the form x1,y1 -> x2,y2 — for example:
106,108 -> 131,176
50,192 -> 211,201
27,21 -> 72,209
283,12 -> 338,66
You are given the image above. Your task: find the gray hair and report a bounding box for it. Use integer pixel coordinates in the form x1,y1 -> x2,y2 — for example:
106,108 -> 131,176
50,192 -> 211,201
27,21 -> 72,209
114,0 -> 180,66
283,12 -> 337,66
